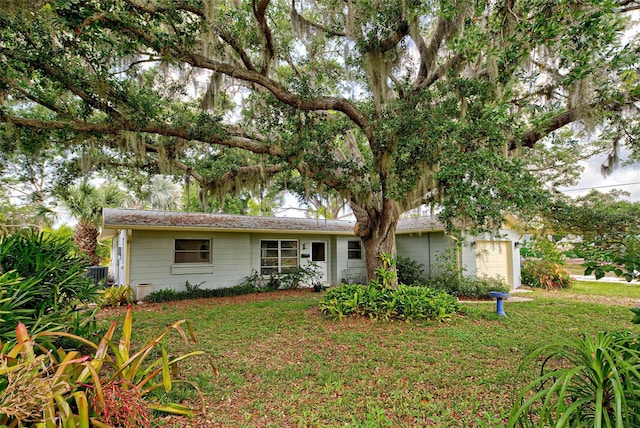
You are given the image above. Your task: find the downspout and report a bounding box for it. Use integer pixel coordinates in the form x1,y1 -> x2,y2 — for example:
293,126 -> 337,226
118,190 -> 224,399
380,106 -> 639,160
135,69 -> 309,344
447,234 -> 462,280
125,229 -> 132,286
427,232 -> 432,274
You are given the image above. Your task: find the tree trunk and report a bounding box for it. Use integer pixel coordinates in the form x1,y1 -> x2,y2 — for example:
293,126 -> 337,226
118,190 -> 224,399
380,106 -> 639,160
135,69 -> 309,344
353,200 -> 401,286
74,221 -> 100,266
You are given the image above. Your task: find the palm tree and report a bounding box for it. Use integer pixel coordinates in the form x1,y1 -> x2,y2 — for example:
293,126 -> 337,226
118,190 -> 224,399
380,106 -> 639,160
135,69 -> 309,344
57,181 -> 127,265
136,175 -> 183,211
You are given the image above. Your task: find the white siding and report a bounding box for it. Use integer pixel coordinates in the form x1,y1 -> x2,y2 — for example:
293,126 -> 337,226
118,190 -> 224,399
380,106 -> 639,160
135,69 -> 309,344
335,236 -> 366,283
129,230 -> 252,292
109,230 -> 128,286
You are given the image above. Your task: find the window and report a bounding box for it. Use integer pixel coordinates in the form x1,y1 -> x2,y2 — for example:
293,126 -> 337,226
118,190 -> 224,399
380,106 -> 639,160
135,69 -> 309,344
348,240 -> 362,260
174,239 -> 211,264
261,240 -> 298,275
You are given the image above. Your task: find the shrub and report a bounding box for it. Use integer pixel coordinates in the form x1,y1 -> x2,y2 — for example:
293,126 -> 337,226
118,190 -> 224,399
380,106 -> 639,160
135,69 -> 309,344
0,306 -> 213,427
0,230 -> 101,344
146,266 -> 325,303
99,284 -> 135,307
321,254 -> 458,322
521,259 -> 573,289
425,275 -> 510,298
397,255 -> 425,285
146,282 -> 261,303
320,284 -> 459,322
509,331 -> 640,427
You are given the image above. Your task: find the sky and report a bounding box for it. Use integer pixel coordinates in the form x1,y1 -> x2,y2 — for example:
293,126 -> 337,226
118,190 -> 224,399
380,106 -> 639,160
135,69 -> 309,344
560,152 -> 640,201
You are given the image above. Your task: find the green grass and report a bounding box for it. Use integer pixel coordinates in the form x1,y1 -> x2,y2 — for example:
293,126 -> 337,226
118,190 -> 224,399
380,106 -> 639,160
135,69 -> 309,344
102,282 -> 639,427
566,280 -> 640,298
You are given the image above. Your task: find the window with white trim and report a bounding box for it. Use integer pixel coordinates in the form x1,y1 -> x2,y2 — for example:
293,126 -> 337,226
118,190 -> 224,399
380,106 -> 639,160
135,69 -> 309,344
348,240 -> 363,260
174,239 -> 211,264
260,240 -> 298,275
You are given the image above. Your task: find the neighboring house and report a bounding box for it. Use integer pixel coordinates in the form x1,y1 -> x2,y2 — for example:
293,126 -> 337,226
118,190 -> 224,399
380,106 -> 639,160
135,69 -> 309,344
101,208 -> 523,298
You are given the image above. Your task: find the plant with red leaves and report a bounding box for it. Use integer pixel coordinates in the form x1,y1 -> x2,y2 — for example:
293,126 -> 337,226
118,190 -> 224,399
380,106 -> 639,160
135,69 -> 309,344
90,380 -> 152,428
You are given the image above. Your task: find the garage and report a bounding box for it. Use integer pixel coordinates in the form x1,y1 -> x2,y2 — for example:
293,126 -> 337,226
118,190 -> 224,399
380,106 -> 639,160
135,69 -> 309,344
475,241 -> 512,287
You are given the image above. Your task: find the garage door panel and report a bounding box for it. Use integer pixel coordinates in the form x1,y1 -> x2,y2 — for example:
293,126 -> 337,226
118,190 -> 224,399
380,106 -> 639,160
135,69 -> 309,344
476,241 -> 511,286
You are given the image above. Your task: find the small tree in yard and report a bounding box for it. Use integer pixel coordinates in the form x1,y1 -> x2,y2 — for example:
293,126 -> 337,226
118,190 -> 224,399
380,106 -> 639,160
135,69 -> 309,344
1,1 -> 638,284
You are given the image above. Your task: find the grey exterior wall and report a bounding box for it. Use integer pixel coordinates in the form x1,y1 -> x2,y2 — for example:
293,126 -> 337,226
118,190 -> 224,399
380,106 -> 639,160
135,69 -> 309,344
396,232 -> 455,278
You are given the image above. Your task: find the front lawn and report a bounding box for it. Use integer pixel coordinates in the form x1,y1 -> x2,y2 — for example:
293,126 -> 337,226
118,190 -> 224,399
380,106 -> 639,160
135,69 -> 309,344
106,284 -> 638,427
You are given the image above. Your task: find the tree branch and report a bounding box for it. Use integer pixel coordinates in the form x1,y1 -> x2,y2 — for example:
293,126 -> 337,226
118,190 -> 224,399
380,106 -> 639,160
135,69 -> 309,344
252,0 -> 275,75
290,1 -> 346,37
513,97 -> 638,150
0,113 -> 284,157
184,53 -> 373,140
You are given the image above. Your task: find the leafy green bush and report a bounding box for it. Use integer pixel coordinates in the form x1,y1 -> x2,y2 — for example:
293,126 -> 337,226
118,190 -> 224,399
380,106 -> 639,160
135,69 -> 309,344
0,230 -> 101,344
425,275 -> 510,298
521,259 -> 572,289
320,283 -> 459,321
145,282 -> 261,303
509,331 -> 640,427
98,284 -> 135,307
397,255 -> 425,285
0,307 -> 211,427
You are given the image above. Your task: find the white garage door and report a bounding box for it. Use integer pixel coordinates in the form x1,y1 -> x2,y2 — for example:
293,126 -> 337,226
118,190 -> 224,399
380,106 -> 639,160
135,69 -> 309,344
475,241 -> 511,286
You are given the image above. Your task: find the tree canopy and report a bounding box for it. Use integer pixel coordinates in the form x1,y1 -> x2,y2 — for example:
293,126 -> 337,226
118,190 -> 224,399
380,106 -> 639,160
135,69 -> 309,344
1,0 -> 639,279
544,190 -> 640,281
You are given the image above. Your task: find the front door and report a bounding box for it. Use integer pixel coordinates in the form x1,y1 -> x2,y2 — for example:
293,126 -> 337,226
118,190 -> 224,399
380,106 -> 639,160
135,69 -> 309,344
311,241 -> 328,282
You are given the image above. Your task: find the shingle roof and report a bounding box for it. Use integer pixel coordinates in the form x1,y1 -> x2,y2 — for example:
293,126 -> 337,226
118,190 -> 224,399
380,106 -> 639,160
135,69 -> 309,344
101,208 -> 444,235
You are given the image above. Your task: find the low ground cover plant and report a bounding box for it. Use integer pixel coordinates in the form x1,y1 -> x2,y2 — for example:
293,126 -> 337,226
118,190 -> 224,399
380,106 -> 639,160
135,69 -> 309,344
0,305 -> 211,427
320,254 -> 460,321
320,283 -> 460,321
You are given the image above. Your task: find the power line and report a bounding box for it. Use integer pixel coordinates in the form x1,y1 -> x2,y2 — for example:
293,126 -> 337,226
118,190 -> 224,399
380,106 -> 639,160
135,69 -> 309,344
558,181 -> 640,192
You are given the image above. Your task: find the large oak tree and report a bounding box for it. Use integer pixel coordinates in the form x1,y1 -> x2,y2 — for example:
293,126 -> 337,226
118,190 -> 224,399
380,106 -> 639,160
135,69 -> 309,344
1,0 -> 639,281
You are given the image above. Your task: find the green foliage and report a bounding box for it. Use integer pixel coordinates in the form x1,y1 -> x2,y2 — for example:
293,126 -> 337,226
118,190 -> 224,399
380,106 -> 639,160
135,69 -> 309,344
319,283 -> 459,322
509,331 -> 640,427
544,191 -> 640,282
1,0 -> 635,282
277,263 -> 323,290
521,259 -> 573,289
519,235 -> 565,264
98,284 -> 135,307
146,266 -> 324,303
145,284 -> 258,303
0,306 -> 211,427
0,230 -> 101,343
425,275 -> 510,299
370,253 -> 397,289
397,255 -> 425,286
321,257 -> 458,321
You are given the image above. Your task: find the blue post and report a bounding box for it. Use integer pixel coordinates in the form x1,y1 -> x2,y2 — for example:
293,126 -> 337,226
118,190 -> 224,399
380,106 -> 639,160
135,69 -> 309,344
489,291 -> 510,316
